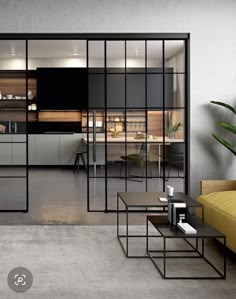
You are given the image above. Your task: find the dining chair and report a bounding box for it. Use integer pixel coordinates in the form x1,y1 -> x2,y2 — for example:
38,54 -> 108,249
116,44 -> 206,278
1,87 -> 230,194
120,143 -> 152,181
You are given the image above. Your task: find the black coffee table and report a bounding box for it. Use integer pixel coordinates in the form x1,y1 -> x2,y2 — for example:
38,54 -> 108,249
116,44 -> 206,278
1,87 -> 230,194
117,192 -> 203,257
147,215 -> 226,279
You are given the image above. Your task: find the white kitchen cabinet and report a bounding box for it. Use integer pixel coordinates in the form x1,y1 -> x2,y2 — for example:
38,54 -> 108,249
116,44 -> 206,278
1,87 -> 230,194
0,135 -> 27,166
12,135 -> 26,142
11,135 -> 27,165
35,135 -> 60,165
11,143 -> 27,165
28,135 -> 36,165
0,135 -> 12,165
59,134 -> 84,165
0,143 -> 11,165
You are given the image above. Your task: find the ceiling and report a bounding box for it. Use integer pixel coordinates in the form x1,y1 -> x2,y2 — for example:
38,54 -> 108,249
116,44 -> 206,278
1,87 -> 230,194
0,40 -> 184,60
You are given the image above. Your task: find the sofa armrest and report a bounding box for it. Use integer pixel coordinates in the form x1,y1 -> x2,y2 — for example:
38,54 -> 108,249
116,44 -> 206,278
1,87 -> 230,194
201,180 -> 236,195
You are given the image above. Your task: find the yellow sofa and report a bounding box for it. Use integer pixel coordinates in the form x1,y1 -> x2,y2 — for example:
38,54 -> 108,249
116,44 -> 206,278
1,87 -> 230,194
196,180 -> 236,253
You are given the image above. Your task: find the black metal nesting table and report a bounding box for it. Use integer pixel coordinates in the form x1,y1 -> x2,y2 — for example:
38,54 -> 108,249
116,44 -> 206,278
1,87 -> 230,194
147,215 -> 226,279
117,192 -> 203,258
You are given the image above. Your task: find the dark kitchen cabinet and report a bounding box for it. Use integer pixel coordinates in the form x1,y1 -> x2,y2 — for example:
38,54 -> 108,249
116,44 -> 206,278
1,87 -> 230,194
88,74 -> 105,109
147,73 -> 173,108
127,74 -> 145,108
88,68 -> 173,109
107,74 -> 125,108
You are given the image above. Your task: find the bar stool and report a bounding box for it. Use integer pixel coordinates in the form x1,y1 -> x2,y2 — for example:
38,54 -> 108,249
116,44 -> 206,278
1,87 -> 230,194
74,151 -> 87,172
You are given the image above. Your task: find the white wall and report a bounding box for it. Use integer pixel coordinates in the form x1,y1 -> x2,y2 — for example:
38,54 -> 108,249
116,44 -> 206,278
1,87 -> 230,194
0,0 -> 236,197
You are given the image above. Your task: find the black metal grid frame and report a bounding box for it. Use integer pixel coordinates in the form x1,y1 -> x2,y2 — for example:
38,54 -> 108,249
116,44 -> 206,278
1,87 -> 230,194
146,217 -> 226,279
0,39 -> 28,213
0,33 -> 190,214
87,35 -> 189,212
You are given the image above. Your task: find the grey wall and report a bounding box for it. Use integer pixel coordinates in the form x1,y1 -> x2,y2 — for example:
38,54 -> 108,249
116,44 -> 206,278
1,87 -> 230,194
1,0 -> 236,198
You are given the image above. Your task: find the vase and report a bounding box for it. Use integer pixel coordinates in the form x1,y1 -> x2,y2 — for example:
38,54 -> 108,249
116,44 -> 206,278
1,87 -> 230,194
169,132 -> 175,139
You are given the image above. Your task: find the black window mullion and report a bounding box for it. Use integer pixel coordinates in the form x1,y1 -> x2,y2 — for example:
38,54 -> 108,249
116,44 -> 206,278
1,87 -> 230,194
185,38 -> 190,195
145,40 -> 148,192
125,40 -> 127,192
86,39 -> 90,212
26,39 -> 29,212
162,40 -> 166,192
104,40 -> 107,212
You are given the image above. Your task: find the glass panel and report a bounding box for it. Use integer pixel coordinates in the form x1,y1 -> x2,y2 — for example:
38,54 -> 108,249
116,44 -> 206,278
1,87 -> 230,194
28,40 -> 86,69
147,178 -> 163,192
0,40 -> 27,211
127,74 -> 145,108
126,41 -> 145,71
147,73 -> 183,109
167,73 -> 185,108
106,109 -> 125,178
127,179 -> 146,192
0,40 -> 27,131
125,142 -> 148,182
164,40 -> 185,73
126,110 -> 146,135
147,40 -> 163,72
165,109 -> 185,141
87,110 -> 105,178
107,142 -> 126,178
107,74 -> 125,108
88,41 -> 105,211
147,74 -> 163,108
88,41 -> 104,69
88,178 -> 105,211
107,178 -> 125,210
106,41 -> 125,70
147,110 -> 165,137
0,178 -> 27,210
88,73 -> 105,109
162,142 -> 185,182
28,40 -> 87,124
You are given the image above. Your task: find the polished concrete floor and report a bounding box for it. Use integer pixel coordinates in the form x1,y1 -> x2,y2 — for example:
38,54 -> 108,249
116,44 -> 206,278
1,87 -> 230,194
0,225 -> 236,298
0,167 -> 184,224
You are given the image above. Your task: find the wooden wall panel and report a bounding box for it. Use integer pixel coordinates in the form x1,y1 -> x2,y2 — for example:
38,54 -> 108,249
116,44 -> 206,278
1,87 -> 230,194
0,78 -> 36,97
147,111 -> 168,136
38,111 -> 81,122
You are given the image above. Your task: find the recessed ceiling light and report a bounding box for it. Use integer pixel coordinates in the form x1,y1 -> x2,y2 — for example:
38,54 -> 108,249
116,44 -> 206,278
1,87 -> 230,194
135,49 -> 139,56
73,53 -> 79,56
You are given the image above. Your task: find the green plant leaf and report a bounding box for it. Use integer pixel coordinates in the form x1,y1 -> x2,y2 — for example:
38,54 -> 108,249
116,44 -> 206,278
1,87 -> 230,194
210,101 -> 236,115
218,122 -> 236,134
212,133 -> 236,155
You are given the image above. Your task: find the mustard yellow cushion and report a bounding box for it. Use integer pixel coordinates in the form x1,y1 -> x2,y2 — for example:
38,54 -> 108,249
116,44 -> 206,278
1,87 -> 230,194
197,191 -> 236,253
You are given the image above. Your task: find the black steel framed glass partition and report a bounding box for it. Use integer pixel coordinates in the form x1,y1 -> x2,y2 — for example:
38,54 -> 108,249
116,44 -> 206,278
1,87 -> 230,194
0,39 -> 28,212
86,34 -> 189,212
0,33 -> 189,214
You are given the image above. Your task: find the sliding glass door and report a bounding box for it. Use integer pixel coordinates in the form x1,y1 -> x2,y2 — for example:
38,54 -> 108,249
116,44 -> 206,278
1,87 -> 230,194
0,40 -> 28,211
87,34 -> 189,212
0,33 -> 189,214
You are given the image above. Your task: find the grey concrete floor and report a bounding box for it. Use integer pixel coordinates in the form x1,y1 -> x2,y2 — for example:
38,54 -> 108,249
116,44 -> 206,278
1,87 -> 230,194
0,167 -> 184,225
0,225 -> 236,299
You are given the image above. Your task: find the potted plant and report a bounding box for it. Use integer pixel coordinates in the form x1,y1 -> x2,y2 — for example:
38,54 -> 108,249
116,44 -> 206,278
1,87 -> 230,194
210,101 -> 236,155
166,121 -> 181,139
